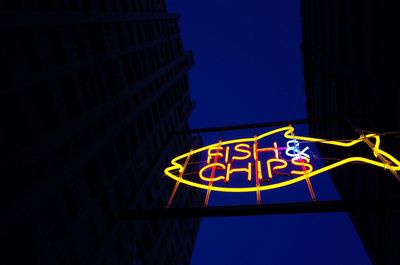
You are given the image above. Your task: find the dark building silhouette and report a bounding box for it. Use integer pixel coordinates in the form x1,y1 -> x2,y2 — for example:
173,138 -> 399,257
0,1 -> 202,265
301,1 -> 400,264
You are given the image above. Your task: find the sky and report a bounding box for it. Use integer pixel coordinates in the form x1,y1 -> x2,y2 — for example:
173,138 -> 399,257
167,1 -> 371,264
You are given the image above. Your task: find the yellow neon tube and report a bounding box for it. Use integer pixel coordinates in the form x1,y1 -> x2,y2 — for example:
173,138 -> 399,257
199,163 -> 226,182
267,159 -> 288,179
232,144 -> 251,161
164,126 -> 400,192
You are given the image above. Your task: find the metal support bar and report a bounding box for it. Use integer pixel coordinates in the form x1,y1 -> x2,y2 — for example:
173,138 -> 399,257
121,199 -> 400,220
175,119 -> 309,134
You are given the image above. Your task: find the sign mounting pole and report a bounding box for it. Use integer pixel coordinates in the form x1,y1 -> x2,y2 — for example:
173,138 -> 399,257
289,125 -> 316,201
253,134 -> 262,205
166,149 -> 192,208
204,139 -> 223,207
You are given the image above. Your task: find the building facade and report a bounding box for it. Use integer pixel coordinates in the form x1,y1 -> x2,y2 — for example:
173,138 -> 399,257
0,1 -> 202,264
301,1 -> 400,264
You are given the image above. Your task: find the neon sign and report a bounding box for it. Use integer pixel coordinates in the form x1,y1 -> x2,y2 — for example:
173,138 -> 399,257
164,126 -> 400,205
198,140 -> 313,183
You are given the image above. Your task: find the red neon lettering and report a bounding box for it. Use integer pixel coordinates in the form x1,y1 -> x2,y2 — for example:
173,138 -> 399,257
206,146 -> 224,164
225,162 -> 252,182
290,158 -> 313,175
199,163 -> 226,182
232,144 -> 251,161
253,141 -> 279,160
224,146 -> 230,163
199,141 -> 314,184
266,158 -> 288,180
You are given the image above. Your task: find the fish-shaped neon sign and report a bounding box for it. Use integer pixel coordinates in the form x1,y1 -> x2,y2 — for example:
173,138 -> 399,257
164,126 -> 400,195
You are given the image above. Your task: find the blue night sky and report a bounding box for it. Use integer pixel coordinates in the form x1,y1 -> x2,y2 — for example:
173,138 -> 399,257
167,1 -> 371,264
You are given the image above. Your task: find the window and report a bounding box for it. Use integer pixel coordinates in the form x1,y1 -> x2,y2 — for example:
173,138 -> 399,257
20,30 -> 43,71
101,198 -> 116,229
121,0 -> 130,11
81,0 -> 91,11
113,178 -> 128,209
115,132 -> 130,164
98,0 -> 107,11
64,178 -> 83,219
83,217 -> 100,253
50,30 -> 67,64
121,55 -> 134,86
125,22 -> 134,45
92,117 -> 107,137
100,143 -> 118,180
137,115 -> 148,138
78,67 -> 107,109
115,23 -> 126,48
130,52 -> 143,80
65,0 -> 79,11
36,199 -> 64,240
111,107 -> 121,124
111,0 -> 118,11
115,237 -> 124,258
127,121 -> 139,149
58,74 -> 82,117
74,130 -> 91,153
30,82 -> 61,131
71,26 -> 86,58
104,60 -> 121,96
144,107 -> 154,133
83,158 -> 104,197
123,101 -> 131,115
142,225 -> 153,251
0,92 -> 32,154
93,67 -> 109,101
54,141 -> 72,161
1,223 -> 40,265
87,24 -> 107,54
127,167 -> 138,192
